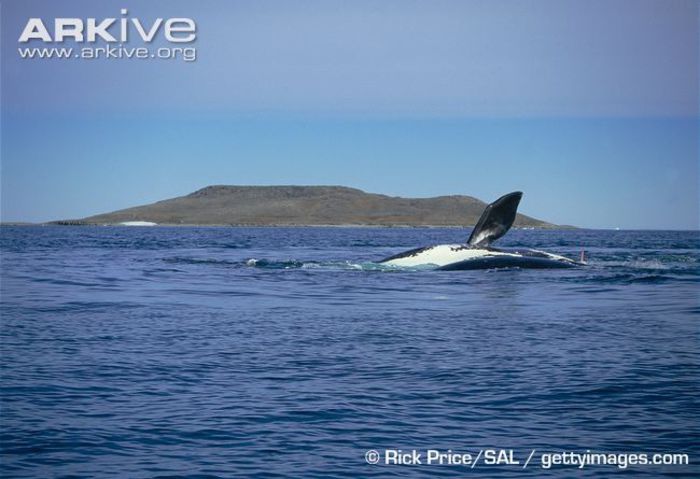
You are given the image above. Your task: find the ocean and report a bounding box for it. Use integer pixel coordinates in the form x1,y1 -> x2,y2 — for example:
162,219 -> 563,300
1,226 -> 698,478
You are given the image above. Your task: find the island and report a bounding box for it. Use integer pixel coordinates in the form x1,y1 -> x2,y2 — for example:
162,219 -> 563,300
55,185 -> 556,227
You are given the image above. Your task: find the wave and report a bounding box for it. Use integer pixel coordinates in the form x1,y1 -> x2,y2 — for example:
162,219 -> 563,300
244,258 -> 424,271
162,256 -> 438,272
160,249 -> 699,278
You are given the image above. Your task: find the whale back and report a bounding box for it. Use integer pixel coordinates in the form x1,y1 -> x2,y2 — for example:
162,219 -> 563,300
467,191 -> 523,247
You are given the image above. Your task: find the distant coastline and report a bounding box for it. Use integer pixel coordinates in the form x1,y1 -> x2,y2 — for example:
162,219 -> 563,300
47,185 -> 561,228
26,223 -> 573,229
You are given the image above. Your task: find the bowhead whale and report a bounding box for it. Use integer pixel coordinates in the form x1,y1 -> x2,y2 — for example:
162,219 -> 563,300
379,192 -> 583,270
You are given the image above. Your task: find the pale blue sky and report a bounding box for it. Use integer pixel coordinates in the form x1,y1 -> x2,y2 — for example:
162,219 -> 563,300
1,0 -> 698,228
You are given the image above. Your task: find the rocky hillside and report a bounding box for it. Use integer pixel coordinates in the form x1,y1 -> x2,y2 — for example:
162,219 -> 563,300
74,185 -> 554,227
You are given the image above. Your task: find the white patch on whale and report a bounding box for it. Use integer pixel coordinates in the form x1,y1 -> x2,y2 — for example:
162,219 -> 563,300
383,245 -> 508,267
381,245 -> 574,268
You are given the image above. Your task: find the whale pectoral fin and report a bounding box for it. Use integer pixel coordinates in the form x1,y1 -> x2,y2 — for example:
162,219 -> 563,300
467,191 -> 522,247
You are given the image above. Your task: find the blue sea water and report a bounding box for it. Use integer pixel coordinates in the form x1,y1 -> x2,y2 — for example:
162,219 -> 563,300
1,226 -> 698,478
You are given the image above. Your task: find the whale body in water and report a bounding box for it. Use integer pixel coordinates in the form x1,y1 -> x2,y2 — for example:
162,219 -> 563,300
379,192 -> 583,270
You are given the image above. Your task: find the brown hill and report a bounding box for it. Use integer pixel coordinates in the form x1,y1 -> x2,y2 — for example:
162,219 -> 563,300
76,185 -> 555,227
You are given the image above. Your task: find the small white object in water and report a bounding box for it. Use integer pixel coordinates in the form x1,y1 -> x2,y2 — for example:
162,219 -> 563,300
119,221 -> 158,226
246,258 -> 258,266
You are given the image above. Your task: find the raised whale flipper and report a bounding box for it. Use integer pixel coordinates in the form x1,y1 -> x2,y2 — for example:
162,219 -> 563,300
467,191 -> 523,247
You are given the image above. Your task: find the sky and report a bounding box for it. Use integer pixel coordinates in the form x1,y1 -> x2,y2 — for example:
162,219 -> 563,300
1,0 -> 698,229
